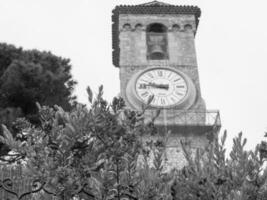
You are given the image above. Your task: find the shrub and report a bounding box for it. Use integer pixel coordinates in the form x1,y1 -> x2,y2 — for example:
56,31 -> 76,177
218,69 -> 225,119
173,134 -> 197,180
172,131 -> 267,200
0,87 -> 266,200
0,86 -> 172,200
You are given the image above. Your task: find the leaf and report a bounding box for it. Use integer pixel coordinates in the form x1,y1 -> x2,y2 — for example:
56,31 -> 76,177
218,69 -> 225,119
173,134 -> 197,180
66,123 -> 75,134
87,86 -> 93,103
0,125 -> 15,146
147,95 -> 154,106
151,109 -> 161,122
221,130 -> 227,146
36,102 -> 41,110
97,85 -> 104,99
242,138 -> 247,148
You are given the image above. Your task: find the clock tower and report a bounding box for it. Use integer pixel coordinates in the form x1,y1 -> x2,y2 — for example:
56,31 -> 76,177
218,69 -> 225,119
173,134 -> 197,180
112,1 -> 221,169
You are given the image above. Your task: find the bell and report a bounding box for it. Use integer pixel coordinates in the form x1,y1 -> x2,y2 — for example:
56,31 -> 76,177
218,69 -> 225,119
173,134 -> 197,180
147,34 -> 166,59
151,45 -> 164,54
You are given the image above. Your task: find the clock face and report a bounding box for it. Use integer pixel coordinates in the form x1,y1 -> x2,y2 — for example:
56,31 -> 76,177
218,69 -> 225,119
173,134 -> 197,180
135,68 -> 188,107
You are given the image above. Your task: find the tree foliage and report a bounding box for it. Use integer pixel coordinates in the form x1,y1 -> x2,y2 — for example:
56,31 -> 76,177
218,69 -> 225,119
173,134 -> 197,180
0,43 -> 77,125
0,87 -> 266,200
172,132 -> 267,200
0,86 -> 173,200
0,43 -> 77,156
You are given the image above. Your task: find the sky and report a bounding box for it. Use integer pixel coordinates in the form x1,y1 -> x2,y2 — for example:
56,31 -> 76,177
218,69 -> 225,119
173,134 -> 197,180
0,0 -> 267,152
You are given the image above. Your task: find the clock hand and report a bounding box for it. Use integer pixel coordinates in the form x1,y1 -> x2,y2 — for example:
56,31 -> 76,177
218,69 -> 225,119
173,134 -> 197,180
149,82 -> 169,90
138,83 -> 169,89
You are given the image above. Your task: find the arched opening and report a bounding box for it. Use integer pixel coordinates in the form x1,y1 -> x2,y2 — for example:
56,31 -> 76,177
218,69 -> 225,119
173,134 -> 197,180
146,23 -> 167,33
135,23 -> 143,31
184,24 -> 192,31
172,24 -> 180,32
146,23 -> 168,60
123,23 -> 131,31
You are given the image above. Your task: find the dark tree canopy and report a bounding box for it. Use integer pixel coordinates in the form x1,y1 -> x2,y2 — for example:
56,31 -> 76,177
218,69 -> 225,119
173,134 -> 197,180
0,43 -> 77,125
0,43 -> 77,156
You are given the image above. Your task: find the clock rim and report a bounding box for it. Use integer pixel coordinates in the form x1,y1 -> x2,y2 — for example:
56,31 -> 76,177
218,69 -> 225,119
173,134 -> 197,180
126,66 -> 197,110
135,67 -> 189,108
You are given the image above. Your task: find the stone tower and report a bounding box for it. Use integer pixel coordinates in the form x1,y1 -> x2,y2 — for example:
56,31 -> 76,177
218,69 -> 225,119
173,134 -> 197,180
112,1 -> 221,169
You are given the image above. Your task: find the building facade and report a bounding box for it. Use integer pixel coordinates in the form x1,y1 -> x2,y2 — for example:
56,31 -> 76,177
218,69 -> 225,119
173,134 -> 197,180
112,1 -> 221,169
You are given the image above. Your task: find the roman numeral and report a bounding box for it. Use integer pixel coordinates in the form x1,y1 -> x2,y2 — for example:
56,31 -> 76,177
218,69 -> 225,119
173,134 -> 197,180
157,70 -> 163,77
175,91 -> 183,96
139,84 -> 147,89
147,73 -> 154,78
140,79 -> 149,83
152,97 -> 157,105
141,91 -> 149,97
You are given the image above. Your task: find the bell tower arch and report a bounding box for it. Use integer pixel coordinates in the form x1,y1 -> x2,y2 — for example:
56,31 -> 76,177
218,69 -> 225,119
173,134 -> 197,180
146,23 -> 168,60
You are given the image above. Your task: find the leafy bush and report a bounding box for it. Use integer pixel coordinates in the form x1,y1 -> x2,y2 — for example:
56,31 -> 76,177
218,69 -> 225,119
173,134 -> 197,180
0,87 -> 266,200
0,86 -> 173,200
172,132 -> 267,200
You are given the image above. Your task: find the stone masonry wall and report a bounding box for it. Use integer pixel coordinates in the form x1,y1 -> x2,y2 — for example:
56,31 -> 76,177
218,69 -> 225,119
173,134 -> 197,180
118,13 -> 208,170
119,14 -> 197,66
142,132 -> 209,170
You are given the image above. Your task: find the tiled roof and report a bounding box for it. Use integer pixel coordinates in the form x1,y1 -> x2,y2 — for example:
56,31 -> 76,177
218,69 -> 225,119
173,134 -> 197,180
138,1 -> 173,6
112,1 -> 201,17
